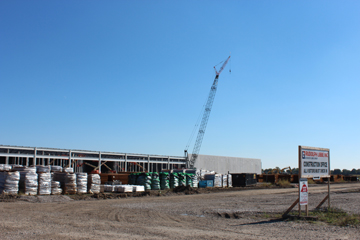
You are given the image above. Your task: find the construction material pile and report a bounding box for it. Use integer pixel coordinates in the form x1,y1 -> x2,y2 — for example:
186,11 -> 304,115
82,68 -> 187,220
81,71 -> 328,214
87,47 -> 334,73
0,171 -> 20,194
38,173 -> 51,195
128,173 -> 136,185
151,172 -> 160,190
50,166 -> 63,172
170,172 -> 179,188
19,167 -> 38,195
137,173 -> 152,190
185,173 -> 193,187
76,173 -> 88,194
222,175 -> 228,188
115,185 -> 133,193
160,172 -> 170,190
191,173 -> 198,188
227,174 -> 232,187
132,185 -> 145,192
88,174 -> 100,194
51,179 -> 62,195
178,173 -> 185,186
0,164 -> 12,171
63,167 -> 74,173
54,172 -> 77,194
37,167 -> 51,195
204,173 -> 222,187
64,173 -> 77,194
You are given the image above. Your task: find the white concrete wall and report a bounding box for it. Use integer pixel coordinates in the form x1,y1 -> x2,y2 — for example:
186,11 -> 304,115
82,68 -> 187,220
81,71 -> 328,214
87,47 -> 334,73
190,154 -> 262,175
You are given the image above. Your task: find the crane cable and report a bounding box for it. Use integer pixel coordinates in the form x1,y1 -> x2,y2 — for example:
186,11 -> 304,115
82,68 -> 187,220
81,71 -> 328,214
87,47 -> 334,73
185,98 -> 207,151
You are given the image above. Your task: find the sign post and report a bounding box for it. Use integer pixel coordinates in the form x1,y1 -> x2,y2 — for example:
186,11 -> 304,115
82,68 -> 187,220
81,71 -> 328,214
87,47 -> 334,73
283,146 -> 330,217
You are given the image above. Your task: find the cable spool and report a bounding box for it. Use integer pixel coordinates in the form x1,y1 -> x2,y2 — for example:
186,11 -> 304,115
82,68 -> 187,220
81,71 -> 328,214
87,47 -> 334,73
38,173 -> 51,195
76,173 -> 87,194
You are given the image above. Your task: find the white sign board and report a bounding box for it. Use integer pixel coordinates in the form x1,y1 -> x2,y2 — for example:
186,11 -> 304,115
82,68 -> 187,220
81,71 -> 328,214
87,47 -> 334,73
300,148 -> 330,178
299,178 -> 308,205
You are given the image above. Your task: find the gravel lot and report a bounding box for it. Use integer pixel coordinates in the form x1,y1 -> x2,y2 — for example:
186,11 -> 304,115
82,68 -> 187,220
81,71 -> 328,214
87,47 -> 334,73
0,183 -> 359,239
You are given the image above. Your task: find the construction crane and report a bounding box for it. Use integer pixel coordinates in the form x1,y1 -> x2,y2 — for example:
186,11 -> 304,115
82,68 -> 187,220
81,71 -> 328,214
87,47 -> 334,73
186,56 -> 231,169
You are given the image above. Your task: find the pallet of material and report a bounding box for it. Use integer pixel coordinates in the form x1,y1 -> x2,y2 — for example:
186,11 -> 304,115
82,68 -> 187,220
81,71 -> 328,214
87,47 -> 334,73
132,185 -> 145,192
115,185 -> 133,193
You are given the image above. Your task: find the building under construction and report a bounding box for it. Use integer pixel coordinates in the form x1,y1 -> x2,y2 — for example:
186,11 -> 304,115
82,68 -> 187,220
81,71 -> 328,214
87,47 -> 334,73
0,145 -> 262,174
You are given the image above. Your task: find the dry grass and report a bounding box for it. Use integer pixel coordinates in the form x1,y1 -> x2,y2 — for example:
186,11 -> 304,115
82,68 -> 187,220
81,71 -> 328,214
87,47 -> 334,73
307,179 -> 315,184
276,179 -> 291,188
310,208 -> 360,226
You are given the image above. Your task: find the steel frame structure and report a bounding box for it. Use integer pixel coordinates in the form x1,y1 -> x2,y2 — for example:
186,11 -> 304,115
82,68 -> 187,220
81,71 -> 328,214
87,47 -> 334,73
0,145 -> 186,173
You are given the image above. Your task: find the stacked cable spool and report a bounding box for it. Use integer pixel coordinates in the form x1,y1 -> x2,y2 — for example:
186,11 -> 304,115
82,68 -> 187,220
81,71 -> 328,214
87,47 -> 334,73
63,167 -> 74,173
0,164 -> 12,171
50,166 -> 63,173
185,173 -> 193,187
178,173 -> 185,186
0,171 -> 20,195
169,172 -> 179,189
76,173 -> 87,194
19,167 -> 38,195
64,173 -> 77,194
222,174 -> 228,188
53,169 -> 77,195
51,180 -> 62,195
37,166 -> 51,195
88,174 -> 100,194
50,166 -> 63,195
191,174 -> 198,188
227,174 -> 232,187
136,173 -> 152,190
159,172 -> 170,190
151,172 -> 160,190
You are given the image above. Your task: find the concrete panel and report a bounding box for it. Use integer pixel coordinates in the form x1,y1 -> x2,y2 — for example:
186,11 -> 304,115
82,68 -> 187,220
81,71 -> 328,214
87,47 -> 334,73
190,154 -> 262,175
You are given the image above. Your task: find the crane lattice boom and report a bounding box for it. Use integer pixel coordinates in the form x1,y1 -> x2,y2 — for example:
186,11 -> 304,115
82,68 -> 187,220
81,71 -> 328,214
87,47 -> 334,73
187,56 -> 230,169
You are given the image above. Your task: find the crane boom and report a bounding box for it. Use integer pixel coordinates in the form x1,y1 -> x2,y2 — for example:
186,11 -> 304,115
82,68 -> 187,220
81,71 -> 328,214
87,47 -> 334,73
187,56 -> 231,169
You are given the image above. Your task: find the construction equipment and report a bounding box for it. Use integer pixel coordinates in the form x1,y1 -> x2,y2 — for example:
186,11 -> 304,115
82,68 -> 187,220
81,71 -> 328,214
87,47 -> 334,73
186,56 -> 231,169
281,166 -> 292,174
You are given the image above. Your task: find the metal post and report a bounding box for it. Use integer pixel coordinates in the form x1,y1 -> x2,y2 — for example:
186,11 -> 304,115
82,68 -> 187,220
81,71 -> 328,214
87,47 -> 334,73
148,155 -> 150,172
298,145 -> 301,217
125,154 -> 127,172
98,152 -> 102,174
34,147 -> 37,166
5,149 -> 9,164
69,150 -> 72,170
328,150 -> 331,208
168,157 -> 170,171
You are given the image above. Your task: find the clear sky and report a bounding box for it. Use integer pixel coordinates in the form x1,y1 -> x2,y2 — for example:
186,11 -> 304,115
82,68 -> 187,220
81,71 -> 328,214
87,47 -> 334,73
1,1 -> 359,170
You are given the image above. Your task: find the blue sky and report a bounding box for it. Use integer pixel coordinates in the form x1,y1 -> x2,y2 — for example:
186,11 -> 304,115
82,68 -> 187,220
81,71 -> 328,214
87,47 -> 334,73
1,1 -> 359,170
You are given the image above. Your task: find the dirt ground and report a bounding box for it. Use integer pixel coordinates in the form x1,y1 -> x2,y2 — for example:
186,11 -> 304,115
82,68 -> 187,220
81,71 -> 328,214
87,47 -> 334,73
1,183 -> 359,240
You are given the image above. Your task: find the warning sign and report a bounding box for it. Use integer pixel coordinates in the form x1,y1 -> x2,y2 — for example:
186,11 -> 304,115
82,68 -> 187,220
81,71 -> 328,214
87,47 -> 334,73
299,178 -> 308,205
